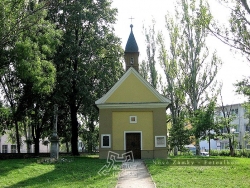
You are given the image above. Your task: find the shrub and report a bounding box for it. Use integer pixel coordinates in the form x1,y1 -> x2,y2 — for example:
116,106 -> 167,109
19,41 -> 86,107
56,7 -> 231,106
210,149 -> 250,157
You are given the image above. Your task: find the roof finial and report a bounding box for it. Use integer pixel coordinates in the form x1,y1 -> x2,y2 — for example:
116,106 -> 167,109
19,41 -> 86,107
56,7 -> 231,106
130,24 -> 133,31
129,17 -> 134,31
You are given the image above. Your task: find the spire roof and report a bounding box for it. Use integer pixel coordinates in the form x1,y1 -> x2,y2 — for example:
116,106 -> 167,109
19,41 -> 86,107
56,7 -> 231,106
125,24 -> 139,53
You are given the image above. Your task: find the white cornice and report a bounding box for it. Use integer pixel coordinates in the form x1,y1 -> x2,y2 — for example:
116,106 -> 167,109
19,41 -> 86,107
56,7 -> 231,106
96,102 -> 170,109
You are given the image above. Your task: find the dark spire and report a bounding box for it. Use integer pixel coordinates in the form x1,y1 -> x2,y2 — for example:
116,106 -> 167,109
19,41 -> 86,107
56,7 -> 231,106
125,24 -> 139,53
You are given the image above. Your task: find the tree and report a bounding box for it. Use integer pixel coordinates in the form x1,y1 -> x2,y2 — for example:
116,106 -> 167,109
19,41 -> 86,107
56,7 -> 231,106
0,0 -> 51,70
168,112 -> 191,153
48,0 -> 124,155
192,100 -> 218,154
28,94 -> 54,156
157,12 -> 188,154
210,0 -> 250,60
0,0 -> 61,154
215,93 -> 237,156
140,20 -> 158,89
0,102 -> 11,135
211,1 -> 250,108
175,0 -> 221,154
177,0 -> 221,112
157,0 -> 221,154
0,66 -> 23,153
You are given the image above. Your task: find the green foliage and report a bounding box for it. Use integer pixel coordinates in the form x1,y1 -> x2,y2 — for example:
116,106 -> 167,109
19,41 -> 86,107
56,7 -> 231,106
235,79 -> 250,100
177,0 -> 221,111
192,100 -> 216,139
211,0 -> 250,59
0,104 -> 11,134
140,20 -> 158,89
0,0 -> 61,154
219,1 -> 250,106
48,0 -> 124,155
210,149 -> 250,158
0,0 -> 52,69
14,5 -> 62,94
169,112 -> 191,151
157,0 -> 221,153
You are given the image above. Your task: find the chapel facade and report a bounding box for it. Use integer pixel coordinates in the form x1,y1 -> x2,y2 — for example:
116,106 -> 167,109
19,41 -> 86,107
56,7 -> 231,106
95,25 -> 170,159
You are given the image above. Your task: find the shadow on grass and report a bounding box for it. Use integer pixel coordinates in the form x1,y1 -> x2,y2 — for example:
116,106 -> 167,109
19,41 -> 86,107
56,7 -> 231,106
0,158 -> 38,177
2,156 -> 118,188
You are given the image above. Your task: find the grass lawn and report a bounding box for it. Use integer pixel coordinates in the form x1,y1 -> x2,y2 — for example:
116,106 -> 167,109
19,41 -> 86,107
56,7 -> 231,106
0,155 -> 118,188
1,155 -> 250,188
145,156 -> 250,188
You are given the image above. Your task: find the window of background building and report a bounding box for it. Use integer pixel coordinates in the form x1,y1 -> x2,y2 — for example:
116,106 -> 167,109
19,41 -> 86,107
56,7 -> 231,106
220,142 -> 229,149
2,145 -> 8,153
245,124 -> 250,132
11,145 -> 16,153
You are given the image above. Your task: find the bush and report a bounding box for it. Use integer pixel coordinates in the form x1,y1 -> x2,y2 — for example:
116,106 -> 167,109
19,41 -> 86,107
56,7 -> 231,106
210,149 -> 250,157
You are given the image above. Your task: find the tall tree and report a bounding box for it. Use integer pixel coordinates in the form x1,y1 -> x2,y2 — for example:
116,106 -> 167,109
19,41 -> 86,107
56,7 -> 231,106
157,12 -> 188,154
178,0 -> 221,112
0,0 -> 50,70
158,12 -> 186,133
49,0 -> 124,155
0,0 -> 61,153
157,0 -> 221,154
140,20 -> 158,89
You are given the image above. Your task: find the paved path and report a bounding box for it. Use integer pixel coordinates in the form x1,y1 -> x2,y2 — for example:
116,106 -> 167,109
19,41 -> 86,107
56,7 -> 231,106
115,160 -> 156,188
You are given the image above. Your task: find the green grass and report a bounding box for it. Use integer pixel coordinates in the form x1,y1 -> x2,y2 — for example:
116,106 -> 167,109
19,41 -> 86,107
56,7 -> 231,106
145,156 -> 250,188
0,155 -> 118,188
2,155 -> 250,188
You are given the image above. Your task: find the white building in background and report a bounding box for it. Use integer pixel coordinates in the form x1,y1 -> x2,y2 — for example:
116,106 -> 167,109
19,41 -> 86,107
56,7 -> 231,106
200,103 -> 250,151
0,133 -> 50,153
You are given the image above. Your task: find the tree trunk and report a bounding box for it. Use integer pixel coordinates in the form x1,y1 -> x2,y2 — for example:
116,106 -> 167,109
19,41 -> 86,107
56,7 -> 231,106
69,54 -> 79,156
32,122 -> 40,156
27,125 -> 32,153
14,120 -> 20,153
66,141 -> 69,153
34,137 -> 40,156
208,135 -> 211,154
229,138 -> 234,157
174,146 -> 178,156
196,138 -> 200,155
70,104 -> 79,156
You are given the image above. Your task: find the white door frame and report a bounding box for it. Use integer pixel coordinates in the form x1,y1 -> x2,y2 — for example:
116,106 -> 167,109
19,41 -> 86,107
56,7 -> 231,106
124,131 -> 142,150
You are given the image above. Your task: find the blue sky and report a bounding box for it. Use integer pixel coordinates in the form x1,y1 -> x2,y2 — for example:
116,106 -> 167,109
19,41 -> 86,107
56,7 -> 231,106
111,0 -> 250,105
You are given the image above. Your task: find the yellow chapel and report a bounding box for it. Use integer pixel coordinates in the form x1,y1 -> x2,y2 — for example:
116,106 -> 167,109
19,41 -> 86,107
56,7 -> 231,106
95,24 -> 170,159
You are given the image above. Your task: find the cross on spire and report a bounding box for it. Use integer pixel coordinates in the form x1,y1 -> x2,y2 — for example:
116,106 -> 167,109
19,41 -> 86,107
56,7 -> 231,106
129,16 -> 134,23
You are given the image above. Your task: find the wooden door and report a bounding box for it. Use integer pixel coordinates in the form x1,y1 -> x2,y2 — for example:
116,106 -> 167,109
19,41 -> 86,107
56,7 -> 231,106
126,133 -> 141,159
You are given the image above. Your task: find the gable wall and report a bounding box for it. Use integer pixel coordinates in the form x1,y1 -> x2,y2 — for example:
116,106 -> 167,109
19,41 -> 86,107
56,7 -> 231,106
105,73 -> 160,103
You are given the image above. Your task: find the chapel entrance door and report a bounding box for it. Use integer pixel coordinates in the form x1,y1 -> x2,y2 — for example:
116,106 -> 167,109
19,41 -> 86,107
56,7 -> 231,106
126,133 -> 141,159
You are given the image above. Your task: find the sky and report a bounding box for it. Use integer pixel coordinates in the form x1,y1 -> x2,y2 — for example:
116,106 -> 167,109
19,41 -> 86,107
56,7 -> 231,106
111,0 -> 250,105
